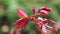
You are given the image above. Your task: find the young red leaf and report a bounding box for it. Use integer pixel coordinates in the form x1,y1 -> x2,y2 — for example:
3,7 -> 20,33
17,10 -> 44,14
40,6 -> 51,12
32,6 -> 35,15
17,8 -> 28,18
10,29 -> 19,34
40,10 -> 48,16
41,24 -> 47,34
33,18 -> 48,34
15,18 -> 28,29
13,18 -> 23,26
38,6 -> 51,15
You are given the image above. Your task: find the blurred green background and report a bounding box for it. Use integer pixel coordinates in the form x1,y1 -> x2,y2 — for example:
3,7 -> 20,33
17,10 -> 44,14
0,0 -> 60,34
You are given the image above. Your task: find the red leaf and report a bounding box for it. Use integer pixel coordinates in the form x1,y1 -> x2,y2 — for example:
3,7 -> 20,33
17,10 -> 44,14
14,18 -> 28,29
40,6 -> 51,12
40,10 -> 48,15
13,18 -> 23,26
34,19 -> 47,34
41,24 -> 47,34
17,8 -> 28,18
10,29 -> 19,34
38,6 -> 51,15
32,6 -> 35,15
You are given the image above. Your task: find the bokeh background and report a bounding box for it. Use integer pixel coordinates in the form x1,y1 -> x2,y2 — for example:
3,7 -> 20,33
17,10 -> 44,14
0,0 -> 60,34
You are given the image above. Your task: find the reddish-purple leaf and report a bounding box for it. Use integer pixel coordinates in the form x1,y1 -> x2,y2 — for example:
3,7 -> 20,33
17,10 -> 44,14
41,24 -> 47,34
34,19 -> 48,34
10,29 -> 19,34
40,10 -> 48,15
17,8 -> 28,18
40,6 -> 51,12
38,6 -> 51,15
13,18 -> 23,26
32,6 -> 35,15
14,18 -> 28,29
